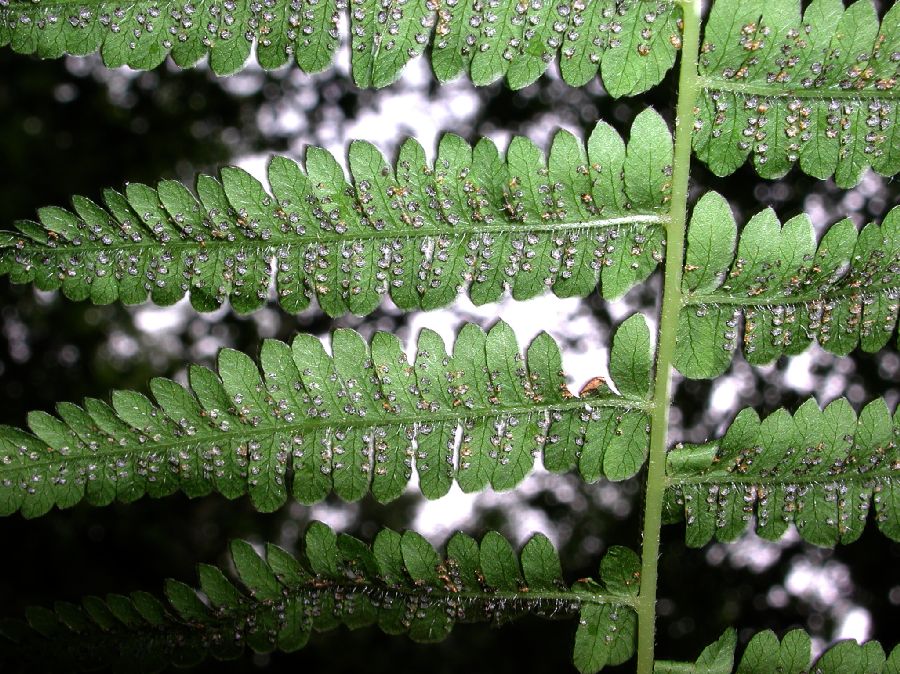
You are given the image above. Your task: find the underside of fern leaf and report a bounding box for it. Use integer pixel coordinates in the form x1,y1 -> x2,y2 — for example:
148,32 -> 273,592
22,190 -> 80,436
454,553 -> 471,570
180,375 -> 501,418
0,113 -> 672,316
655,628 -> 899,673
0,0 -> 681,93
0,316 -> 654,518
9,0 -> 900,186
0,523 -> 641,674
664,397 -> 899,548
696,0 -> 900,187
675,192 -> 899,379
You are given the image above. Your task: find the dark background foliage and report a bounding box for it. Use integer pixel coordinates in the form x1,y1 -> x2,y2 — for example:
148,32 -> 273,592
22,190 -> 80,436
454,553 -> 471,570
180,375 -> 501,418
0,45 -> 897,672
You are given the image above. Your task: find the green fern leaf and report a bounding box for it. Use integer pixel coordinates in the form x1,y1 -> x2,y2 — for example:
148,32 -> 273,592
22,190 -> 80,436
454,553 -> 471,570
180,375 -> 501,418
0,0 -> 681,91
696,0 -> 900,187
656,628 -> 899,674
0,118 -> 671,316
676,193 -> 899,379
655,628 -> 736,673
350,0 -> 432,89
736,628 -> 812,674
0,317 -> 653,518
0,523 -> 640,673
664,397 -> 899,547
572,546 -> 640,673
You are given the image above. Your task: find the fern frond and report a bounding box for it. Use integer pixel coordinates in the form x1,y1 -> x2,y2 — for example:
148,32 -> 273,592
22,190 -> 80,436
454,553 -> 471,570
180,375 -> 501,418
655,628 -> 899,673
0,0 -> 682,92
696,0 -> 900,187
675,192 -> 899,379
0,116 -> 672,316
0,523 -> 641,674
663,397 -> 899,548
0,316 -> 653,518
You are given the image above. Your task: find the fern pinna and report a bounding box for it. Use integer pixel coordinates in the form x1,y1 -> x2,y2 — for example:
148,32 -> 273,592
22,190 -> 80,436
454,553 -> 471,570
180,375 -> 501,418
0,319 -> 654,516
0,0 -> 899,672
0,524 -> 642,672
0,116 -> 671,314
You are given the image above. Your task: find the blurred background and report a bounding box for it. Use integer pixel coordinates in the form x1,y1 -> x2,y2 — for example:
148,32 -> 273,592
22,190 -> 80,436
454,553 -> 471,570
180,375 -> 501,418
0,35 -> 897,672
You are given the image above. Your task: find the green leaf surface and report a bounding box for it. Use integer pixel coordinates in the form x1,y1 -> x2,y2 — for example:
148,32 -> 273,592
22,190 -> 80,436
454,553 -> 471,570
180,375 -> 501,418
665,398 -> 900,547
610,314 -> 653,399
197,564 -> 243,610
572,544 -> 642,674
658,628 -> 897,674
520,533 -> 564,591
0,525 -> 640,673
677,196 -> 899,379
694,629 -> 736,673
479,531 -> 522,591
0,0 -> 680,92
0,318 -> 652,518
0,125 -> 672,316
230,540 -> 282,601
696,0 -> 900,186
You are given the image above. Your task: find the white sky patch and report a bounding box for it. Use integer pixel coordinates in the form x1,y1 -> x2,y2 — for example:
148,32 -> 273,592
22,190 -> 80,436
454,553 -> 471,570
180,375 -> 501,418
343,86 -> 479,156
412,484 -> 477,539
133,300 -> 191,333
106,331 -> 140,360
269,105 -> 304,135
527,113 -> 580,148
705,528 -> 796,573
822,372 -> 852,401
333,13 -> 351,73
709,375 -> 740,415
448,88 -> 478,118
782,554 -> 873,651
191,335 -> 228,360
607,296 -> 642,323
406,293 -> 615,391
218,69 -> 266,97
413,472 -> 559,546
235,153 -> 271,182
395,54 -> 432,89
835,608 -> 872,643
803,193 -> 829,229
588,481 -> 634,519
783,351 -> 816,392
785,558 -> 849,606
306,501 -> 359,532
237,59 -> 482,190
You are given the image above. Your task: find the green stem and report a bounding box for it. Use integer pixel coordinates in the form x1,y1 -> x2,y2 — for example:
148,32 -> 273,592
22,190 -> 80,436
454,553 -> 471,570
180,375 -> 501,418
8,213 -> 669,255
0,396 -> 649,478
636,2 -> 702,673
698,76 -> 891,100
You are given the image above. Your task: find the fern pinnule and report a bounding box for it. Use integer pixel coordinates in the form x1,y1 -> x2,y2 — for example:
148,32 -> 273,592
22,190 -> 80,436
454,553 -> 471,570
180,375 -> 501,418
655,627 -> 900,673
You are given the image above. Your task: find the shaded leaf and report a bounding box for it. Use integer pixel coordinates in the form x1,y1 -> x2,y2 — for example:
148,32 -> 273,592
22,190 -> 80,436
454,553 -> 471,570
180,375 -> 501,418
0,526 -> 640,674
